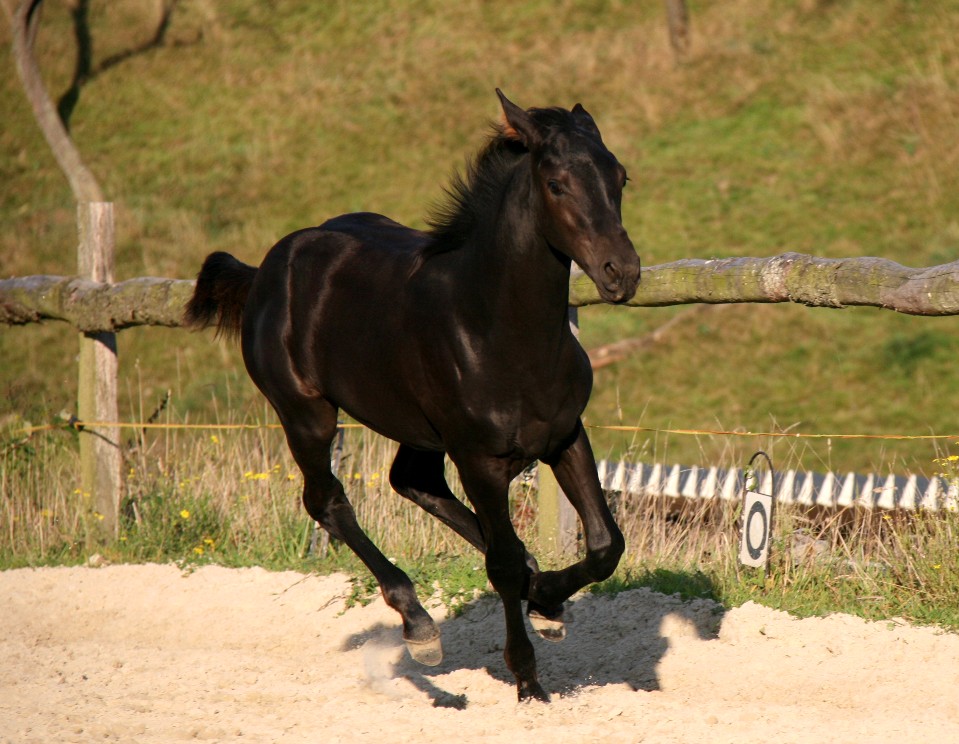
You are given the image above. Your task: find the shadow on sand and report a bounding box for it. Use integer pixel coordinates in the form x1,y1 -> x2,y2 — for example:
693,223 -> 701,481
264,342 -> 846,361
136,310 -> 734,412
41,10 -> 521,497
340,570 -> 725,708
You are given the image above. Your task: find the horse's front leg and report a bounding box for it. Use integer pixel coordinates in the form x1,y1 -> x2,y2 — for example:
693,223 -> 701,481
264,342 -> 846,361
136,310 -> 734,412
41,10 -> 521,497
452,452 -> 550,703
527,420 -> 625,634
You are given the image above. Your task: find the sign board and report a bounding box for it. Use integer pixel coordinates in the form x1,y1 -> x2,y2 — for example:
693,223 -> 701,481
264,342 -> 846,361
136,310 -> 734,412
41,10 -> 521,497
739,490 -> 773,568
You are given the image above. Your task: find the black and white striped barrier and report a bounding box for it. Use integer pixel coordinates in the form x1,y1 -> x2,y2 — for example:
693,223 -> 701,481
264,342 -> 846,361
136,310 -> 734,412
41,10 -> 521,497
595,461 -> 958,512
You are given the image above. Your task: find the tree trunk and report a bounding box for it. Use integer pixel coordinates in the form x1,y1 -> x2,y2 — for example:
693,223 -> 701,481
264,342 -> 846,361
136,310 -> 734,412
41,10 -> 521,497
11,0 -> 104,203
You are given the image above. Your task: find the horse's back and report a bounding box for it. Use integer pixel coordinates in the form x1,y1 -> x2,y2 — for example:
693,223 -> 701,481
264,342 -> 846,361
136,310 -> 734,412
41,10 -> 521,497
318,212 -> 429,253
241,213 -> 444,448
254,212 -> 426,295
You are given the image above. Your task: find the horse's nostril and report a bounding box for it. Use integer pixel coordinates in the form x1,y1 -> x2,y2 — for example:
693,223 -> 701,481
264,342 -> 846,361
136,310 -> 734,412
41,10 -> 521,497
603,262 -> 622,285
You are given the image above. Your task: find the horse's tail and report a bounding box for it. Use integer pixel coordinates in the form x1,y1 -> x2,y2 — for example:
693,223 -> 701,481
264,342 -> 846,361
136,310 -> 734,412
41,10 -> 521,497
184,251 -> 257,341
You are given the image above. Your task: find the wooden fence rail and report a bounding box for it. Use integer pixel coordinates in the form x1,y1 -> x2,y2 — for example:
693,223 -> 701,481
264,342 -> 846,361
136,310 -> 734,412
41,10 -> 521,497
3,254 -> 959,332
0,275 -> 194,331
572,254 -> 959,316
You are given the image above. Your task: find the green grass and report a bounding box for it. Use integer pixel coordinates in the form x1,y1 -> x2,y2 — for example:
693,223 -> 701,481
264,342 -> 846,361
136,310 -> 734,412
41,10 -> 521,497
2,0 -> 959,629
5,0 -> 959,472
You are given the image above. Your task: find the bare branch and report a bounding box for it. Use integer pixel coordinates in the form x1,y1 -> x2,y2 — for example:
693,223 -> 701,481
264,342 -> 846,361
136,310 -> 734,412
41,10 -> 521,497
664,0 -> 691,62
587,305 -> 720,370
1,0 -> 15,25
56,0 -> 93,128
55,0 -> 179,129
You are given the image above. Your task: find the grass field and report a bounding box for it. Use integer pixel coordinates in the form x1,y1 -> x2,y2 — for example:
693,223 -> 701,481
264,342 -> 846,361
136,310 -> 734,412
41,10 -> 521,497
3,0 -> 958,473
2,1 -> 958,624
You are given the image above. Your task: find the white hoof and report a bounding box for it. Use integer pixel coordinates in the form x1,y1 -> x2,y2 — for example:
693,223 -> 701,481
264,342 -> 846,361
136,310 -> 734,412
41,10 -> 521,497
405,635 -> 443,666
528,609 -> 566,642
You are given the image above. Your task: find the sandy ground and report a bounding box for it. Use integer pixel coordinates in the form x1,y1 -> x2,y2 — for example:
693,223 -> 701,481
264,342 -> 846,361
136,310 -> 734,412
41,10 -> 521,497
2,564 -> 957,743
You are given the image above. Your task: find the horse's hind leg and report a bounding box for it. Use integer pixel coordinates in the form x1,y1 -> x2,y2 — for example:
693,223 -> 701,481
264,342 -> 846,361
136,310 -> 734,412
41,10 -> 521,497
389,445 -> 543,578
280,402 -> 442,666
389,446 -> 486,551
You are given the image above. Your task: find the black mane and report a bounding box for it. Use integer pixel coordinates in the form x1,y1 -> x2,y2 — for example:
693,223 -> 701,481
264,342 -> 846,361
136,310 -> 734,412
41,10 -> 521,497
424,132 -> 527,256
424,107 -> 578,259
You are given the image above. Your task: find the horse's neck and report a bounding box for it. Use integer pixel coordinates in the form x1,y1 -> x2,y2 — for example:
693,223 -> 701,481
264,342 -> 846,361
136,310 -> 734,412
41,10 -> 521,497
459,195 -> 573,344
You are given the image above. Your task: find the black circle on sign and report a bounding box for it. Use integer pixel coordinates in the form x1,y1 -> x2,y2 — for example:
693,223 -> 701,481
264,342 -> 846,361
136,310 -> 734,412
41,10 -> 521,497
746,500 -> 768,560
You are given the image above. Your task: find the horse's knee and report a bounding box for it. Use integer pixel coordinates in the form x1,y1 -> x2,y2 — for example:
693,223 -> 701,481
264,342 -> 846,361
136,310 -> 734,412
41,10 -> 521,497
389,447 -> 445,498
485,540 -> 528,594
302,480 -> 353,535
387,451 -> 409,494
301,488 -> 326,524
587,527 -> 625,581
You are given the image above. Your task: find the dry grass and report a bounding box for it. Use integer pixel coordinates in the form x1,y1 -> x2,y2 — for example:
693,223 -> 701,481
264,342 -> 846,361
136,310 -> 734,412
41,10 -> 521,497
3,400 -> 956,627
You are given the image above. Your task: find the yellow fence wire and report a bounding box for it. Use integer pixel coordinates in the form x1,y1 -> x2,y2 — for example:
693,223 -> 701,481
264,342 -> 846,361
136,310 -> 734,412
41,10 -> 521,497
10,419 -> 958,442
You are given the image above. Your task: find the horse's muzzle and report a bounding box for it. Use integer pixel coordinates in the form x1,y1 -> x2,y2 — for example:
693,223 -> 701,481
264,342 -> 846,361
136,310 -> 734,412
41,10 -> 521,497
598,252 -> 641,304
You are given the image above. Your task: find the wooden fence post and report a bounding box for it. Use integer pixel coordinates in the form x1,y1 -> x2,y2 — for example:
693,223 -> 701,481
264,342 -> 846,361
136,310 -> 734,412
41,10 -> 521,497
537,468 -> 578,557
77,201 -> 121,542
538,305 -> 580,557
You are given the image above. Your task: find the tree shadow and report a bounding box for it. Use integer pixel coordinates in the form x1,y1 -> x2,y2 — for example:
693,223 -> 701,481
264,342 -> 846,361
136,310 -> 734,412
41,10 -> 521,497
58,0 -> 183,129
339,569 -> 725,708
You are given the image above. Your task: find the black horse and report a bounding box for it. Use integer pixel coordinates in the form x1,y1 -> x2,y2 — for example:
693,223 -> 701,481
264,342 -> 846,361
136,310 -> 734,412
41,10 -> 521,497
185,90 -> 641,702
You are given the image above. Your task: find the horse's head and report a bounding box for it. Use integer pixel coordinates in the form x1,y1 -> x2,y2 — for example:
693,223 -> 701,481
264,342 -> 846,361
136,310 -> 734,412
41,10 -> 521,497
497,89 -> 641,304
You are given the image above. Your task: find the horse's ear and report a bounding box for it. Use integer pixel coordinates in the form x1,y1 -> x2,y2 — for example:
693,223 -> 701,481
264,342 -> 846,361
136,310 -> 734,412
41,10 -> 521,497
496,88 -> 540,148
572,103 -> 600,137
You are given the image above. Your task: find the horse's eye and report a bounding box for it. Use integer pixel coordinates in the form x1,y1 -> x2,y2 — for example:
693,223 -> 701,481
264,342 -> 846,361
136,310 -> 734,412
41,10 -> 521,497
547,180 -> 564,197
622,174 -> 630,189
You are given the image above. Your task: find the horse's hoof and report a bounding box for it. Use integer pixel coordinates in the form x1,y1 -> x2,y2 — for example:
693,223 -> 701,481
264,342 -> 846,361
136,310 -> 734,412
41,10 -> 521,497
405,635 -> 443,666
517,680 -> 551,703
528,605 -> 566,642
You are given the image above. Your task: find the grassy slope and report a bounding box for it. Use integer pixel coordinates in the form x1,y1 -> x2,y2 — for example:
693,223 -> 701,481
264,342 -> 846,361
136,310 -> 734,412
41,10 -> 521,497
2,0 -> 958,474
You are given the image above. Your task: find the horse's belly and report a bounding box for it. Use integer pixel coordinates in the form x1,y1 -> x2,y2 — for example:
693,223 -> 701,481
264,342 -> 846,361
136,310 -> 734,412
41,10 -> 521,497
337,389 -> 445,452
